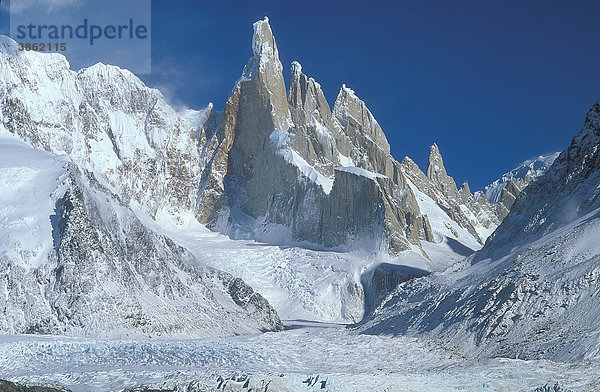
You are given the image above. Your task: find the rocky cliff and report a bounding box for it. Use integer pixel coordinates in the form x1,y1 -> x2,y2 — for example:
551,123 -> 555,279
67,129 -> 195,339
192,18 -> 510,254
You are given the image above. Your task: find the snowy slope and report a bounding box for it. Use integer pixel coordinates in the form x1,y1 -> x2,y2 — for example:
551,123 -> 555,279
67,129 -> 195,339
0,137 -> 282,337
360,102 -> 600,362
131,207 -> 459,324
0,35 -> 207,228
0,135 -> 69,270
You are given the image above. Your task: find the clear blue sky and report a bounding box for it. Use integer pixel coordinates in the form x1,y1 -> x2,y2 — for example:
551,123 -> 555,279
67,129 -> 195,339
2,1 -> 600,191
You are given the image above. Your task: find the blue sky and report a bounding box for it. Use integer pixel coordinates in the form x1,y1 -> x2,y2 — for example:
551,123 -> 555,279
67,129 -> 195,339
2,1 -> 599,191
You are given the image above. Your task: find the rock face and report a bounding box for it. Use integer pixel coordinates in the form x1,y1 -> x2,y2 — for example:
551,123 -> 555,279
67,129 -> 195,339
494,178 -> 527,220
360,103 -> 600,361
401,145 -> 500,247
191,18 -> 429,253
192,18 -> 508,254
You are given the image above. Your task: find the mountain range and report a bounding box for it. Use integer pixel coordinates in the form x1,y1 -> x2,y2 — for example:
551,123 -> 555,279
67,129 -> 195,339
0,15 -> 597,369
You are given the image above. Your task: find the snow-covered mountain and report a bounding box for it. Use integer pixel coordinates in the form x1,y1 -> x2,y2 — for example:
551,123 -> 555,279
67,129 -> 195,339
360,102 -> 600,361
484,153 -> 559,204
0,135 -> 282,336
0,17 -> 533,334
0,35 -> 283,336
0,19 -> 503,259
484,152 -> 559,220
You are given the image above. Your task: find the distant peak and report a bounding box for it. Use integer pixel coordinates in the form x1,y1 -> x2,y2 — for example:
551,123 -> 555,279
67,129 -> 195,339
428,143 -> 444,165
460,181 -> 471,195
427,143 -> 447,179
291,61 -> 302,76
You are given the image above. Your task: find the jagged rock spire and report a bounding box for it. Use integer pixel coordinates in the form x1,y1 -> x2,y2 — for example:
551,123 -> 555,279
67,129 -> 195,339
252,16 -> 278,58
460,181 -> 471,195
426,143 -> 459,197
287,60 -> 333,127
239,16 -> 292,130
458,181 -> 471,203
287,60 -> 308,109
333,84 -> 391,154
426,143 -> 445,180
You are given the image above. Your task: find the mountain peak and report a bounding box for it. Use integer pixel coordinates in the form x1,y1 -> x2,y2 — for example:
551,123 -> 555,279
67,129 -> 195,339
332,84 -> 391,154
429,142 -> 441,157
584,100 -> 600,130
291,60 -> 302,76
426,143 -> 446,179
251,16 -> 278,60
563,100 -> 600,164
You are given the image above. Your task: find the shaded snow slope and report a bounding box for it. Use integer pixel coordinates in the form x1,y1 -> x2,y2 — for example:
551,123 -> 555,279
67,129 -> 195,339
360,102 -> 600,362
0,135 -> 69,270
132,209 -> 465,324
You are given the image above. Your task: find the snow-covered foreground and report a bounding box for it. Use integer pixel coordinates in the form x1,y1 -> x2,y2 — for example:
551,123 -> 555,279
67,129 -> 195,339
1,323 -> 598,392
